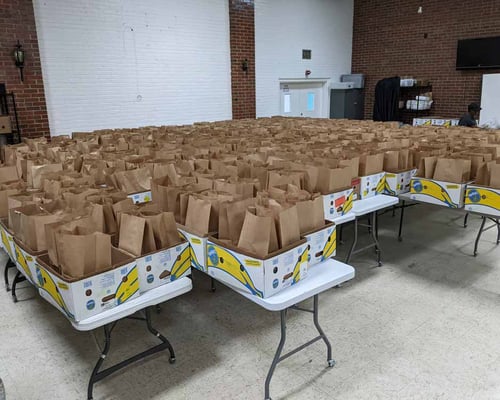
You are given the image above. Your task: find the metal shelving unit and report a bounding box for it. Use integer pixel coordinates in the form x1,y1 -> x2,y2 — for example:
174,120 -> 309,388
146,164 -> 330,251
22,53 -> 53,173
399,84 -> 433,125
0,92 -> 21,144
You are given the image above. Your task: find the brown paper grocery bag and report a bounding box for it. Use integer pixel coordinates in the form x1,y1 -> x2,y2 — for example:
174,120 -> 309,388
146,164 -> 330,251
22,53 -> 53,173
185,195 -> 211,235
295,197 -> 324,234
237,211 -> 275,258
490,164 -> 500,189
226,198 -> 255,244
277,206 -> 301,248
119,213 -> 146,257
0,166 -> 19,184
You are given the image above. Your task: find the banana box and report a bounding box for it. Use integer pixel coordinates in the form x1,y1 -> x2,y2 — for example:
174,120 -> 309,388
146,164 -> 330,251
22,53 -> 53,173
383,169 -> 418,196
128,191 -> 152,204
410,178 -> 466,208
323,188 -> 355,220
0,218 -> 15,262
304,222 -> 336,266
35,248 -> 140,322
137,240 -> 190,293
360,172 -> 386,200
207,237 -> 309,298
177,225 -> 210,273
465,185 -> 500,216
13,238 -> 46,286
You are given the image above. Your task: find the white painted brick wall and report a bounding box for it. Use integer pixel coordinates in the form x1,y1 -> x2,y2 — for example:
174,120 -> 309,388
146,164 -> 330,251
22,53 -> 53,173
255,0 -> 354,118
33,0 -> 232,136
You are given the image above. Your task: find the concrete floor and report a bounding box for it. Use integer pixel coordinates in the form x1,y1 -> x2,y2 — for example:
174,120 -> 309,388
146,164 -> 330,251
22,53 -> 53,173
1,204 -> 500,400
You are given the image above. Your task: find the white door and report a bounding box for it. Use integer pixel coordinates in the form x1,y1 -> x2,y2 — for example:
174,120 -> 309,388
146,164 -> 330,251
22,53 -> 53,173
280,83 -> 323,118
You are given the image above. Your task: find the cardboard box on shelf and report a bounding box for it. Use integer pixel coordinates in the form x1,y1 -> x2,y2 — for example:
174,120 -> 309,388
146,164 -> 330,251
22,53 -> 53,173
303,221 -> 336,266
383,169 -> 418,195
36,247 -> 140,322
410,178 -> 467,208
413,117 -> 459,127
323,188 -> 355,220
14,238 -> 46,286
136,240 -> 190,293
207,236 -> 309,298
359,172 -> 386,200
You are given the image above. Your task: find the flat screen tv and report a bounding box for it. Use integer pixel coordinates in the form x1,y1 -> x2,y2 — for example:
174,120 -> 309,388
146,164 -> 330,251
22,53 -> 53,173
456,36 -> 500,70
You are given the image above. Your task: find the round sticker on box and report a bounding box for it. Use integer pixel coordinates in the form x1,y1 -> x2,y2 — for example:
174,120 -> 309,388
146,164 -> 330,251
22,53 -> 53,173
86,300 -> 95,310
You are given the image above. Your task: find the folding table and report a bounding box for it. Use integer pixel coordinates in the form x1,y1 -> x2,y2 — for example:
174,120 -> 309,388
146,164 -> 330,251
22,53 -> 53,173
398,193 -> 500,256
70,277 -> 192,400
345,195 -> 399,265
215,259 -> 355,400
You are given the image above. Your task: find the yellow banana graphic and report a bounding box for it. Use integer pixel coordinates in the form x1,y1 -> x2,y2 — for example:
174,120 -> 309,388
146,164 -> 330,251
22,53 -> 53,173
179,230 -> 203,270
376,175 -> 386,194
411,178 -> 458,208
292,247 -> 309,285
1,229 -> 13,259
15,245 -> 33,281
170,246 -> 191,280
321,229 -> 337,261
465,187 -> 500,211
207,244 -> 263,298
36,265 -> 74,320
343,192 -> 355,214
115,266 -> 139,305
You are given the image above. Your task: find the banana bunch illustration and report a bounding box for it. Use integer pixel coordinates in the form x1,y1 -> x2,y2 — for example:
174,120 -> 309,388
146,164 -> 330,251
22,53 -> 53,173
411,178 -> 458,208
115,267 -> 139,305
1,229 -> 12,259
321,229 -> 337,261
178,230 -> 204,271
15,245 -> 33,282
170,246 -> 191,281
376,175 -> 387,194
292,247 -> 309,285
36,265 -> 74,320
342,191 -> 355,214
207,244 -> 263,298
465,187 -> 500,211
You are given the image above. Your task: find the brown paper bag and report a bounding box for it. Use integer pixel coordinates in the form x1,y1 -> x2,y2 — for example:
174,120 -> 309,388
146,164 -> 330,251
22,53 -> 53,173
237,211 -> 278,258
490,164 -> 500,189
119,213 -> 146,256
185,196 -> 211,235
277,206 -> 301,248
295,196 -> 324,234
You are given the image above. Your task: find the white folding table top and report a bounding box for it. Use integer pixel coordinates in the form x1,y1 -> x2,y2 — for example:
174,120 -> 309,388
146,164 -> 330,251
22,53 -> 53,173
352,195 -> 399,217
237,259 -> 355,312
329,212 -> 356,226
71,277 -> 193,331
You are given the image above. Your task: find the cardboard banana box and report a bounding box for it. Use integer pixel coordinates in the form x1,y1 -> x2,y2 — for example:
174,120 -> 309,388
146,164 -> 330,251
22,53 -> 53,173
13,238 -> 46,286
0,218 -> 15,262
465,185 -> 500,217
137,240 -> 191,293
207,237 -> 309,298
36,248 -> 140,322
127,190 -> 152,204
323,188 -> 355,221
383,169 -> 418,196
303,222 -> 336,266
360,172 -> 386,200
177,225 -> 212,273
410,178 -> 466,208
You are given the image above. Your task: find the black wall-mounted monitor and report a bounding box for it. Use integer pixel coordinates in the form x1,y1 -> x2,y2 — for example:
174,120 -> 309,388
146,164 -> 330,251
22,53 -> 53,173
456,36 -> 500,70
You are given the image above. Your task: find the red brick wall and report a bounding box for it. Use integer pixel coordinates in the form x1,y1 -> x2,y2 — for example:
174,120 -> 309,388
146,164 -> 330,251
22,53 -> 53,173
352,0 -> 500,120
229,0 -> 256,119
0,0 -> 49,138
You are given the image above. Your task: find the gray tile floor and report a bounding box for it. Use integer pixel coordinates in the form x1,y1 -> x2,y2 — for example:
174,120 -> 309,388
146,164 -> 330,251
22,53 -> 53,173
1,204 -> 500,400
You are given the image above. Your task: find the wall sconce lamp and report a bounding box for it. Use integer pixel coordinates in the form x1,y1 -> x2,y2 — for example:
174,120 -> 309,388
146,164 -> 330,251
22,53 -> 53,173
305,70 -> 311,78
242,59 -> 249,73
13,40 -> 25,82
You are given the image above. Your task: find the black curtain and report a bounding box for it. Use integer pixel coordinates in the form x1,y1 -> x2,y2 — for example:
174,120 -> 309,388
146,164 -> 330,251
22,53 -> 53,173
372,77 -> 400,122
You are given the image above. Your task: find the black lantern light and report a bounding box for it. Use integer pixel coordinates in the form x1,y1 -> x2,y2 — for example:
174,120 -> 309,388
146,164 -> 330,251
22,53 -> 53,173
242,58 -> 249,73
13,40 -> 25,82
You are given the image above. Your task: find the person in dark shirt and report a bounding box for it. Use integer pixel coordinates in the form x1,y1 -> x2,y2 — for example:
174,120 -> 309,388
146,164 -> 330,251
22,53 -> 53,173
458,103 -> 481,127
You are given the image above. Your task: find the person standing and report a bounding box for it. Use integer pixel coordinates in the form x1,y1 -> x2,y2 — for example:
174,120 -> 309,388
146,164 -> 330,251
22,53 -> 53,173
458,103 -> 481,127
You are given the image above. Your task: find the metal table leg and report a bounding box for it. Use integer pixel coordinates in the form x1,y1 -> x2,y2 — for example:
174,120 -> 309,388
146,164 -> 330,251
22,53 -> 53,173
370,212 -> 382,267
4,259 -> 15,292
264,295 -> 334,400
463,212 -> 469,228
87,307 -> 176,400
473,216 -> 500,257
211,277 -> 217,292
474,217 -> 487,257
398,200 -> 406,242
496,219 -> 500,245
11,271 -> 27,303
345,217 -> 358,264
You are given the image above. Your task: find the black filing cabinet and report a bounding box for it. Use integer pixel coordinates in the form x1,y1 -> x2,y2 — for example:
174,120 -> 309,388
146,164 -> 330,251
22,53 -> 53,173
330,89 -> 365,120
